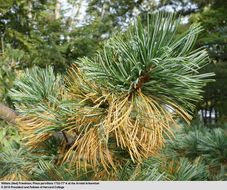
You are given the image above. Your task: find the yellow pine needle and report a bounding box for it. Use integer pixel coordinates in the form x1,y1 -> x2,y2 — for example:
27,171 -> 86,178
2,172 -> 30,181
62,128 -> 115,173
15,113 -> 55,148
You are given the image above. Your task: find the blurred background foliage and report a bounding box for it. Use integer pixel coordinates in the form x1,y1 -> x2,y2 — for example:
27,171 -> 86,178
0,0 -> 227,181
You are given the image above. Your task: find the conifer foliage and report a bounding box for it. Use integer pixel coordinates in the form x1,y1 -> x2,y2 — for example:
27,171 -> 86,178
7,12 -> 214,180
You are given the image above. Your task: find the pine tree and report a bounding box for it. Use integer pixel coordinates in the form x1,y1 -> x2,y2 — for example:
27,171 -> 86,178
1,11 -> 214,180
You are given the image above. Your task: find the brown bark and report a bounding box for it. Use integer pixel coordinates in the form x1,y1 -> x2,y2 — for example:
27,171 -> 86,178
0,103 -> 18,124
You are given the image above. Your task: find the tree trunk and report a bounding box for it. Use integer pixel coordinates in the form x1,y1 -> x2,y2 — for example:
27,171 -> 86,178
27,0 -> 32,20
1,36 -> 4,54
55,0 -> 61,20
0,103 -> 17,124
215,108 -> 218,123
101,2 -> 108,20
71,0 -> 83,26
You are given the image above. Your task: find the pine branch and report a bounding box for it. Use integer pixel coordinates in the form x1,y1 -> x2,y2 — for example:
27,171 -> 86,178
0,103 -> 18,124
